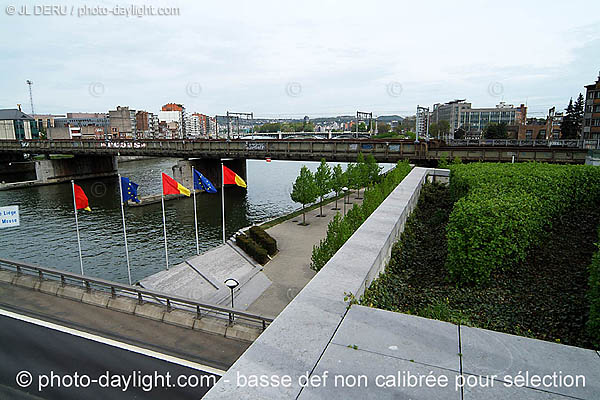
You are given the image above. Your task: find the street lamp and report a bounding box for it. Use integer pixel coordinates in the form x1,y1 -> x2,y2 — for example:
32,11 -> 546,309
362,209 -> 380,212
224,278 -> 239,324
342,186 -> 348,214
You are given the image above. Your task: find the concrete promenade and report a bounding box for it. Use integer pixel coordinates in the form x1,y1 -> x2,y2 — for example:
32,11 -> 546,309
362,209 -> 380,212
204,167 -> 600,399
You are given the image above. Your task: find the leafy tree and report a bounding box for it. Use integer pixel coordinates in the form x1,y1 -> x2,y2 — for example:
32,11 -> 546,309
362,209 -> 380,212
377,122 -> 391,134
560,95 -> 584,139
291,166 -> 318,225
429,122 -> 439,138
314,159 -> 332,217
483,122 -> 508,139
365,154 -> 381,184
330,164 -> 347,210
454,127 -> 466,139
355,153 -> 369,199
346,162 -> 360,198
439,120 -> 451,138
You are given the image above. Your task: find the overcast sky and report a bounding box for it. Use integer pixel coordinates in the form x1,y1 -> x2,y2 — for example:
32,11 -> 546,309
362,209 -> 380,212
1,0 -> 599,118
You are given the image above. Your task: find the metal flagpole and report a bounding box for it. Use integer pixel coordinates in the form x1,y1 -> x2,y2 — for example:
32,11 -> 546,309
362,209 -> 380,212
118,174 -> 132,285
221,161 -> 226,244
192,166 -> 200,255
161,190 -> 169,270
71,180 -> 84,276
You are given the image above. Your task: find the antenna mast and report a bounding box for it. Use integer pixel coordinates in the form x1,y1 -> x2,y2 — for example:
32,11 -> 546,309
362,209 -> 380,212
26,80 -> 35,115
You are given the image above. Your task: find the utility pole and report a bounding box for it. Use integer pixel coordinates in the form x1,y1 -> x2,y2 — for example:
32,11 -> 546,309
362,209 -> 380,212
356,111 -> 373,138
226,112 -> 253,138
26,80 -> 35,115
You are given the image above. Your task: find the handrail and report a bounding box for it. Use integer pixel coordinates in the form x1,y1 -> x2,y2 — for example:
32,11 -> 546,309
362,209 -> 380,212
0,257 -> 274,329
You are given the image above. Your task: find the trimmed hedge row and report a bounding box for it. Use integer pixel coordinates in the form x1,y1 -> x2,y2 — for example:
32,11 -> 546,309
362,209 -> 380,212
310,160 -> 413,272
589,230 -> 600,347
446,163 -> 600,285
236,233 -> 269,265
248,226 -> 277,256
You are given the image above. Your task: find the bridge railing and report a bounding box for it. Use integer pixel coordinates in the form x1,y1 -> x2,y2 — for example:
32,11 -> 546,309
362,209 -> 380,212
445,139 -> 600,148
0,257 -> 274,330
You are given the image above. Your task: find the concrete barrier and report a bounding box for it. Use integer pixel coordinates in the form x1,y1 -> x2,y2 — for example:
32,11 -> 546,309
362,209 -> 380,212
204,167 -> 441,399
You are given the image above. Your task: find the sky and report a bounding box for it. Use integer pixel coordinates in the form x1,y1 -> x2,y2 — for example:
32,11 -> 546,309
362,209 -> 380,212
1,0 -> 599,119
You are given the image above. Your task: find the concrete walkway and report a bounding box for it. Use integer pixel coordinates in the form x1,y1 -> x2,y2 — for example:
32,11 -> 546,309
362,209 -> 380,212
247,195 -> 363,316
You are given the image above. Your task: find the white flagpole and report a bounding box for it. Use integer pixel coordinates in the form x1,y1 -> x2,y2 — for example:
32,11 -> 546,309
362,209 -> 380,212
161,189 -> 169,270
221,161 -> 226,244
71,180 -> 84,276
192,166 -> 200,255
118,174 -> 132,285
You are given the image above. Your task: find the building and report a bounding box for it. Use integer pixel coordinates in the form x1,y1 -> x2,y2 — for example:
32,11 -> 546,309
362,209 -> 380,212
431,99 -> 527,138
186,113 -> 213,138
159,103 -> 186,139
54,112 -> 110,138
135,111 -> 159,139
32,114 -> 66,131
0,108 -> 40,140
512,107 -> 562,140
109,106 -> 137,139
415,105 -> 429,140
584,72 -> 600,140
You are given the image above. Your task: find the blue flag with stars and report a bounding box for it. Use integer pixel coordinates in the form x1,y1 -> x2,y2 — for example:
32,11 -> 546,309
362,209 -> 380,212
194,169 -> 217,193
121,176 -> 140,203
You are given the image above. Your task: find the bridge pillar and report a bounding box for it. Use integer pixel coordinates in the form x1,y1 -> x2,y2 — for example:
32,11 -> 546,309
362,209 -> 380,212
0,154 -> 37,183
172,158 -> 247,190
35,156 -> 118,183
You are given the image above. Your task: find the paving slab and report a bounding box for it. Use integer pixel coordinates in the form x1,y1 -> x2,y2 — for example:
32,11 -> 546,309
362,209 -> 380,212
0,270 -> 15,284
332,306 -> 460,371
463,376 -> 577,399
225,323 -> 262,342
56,284 -> 85,301
194,317 -> 229,337
461,325 -> 600,399
298,342 -> 460,400
13,274 -> 41,290
38,280 -> 60,295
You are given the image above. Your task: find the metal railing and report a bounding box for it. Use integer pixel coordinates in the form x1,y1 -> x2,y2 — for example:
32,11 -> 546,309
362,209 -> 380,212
0,257 -> 274,330
445,139 -> 600,149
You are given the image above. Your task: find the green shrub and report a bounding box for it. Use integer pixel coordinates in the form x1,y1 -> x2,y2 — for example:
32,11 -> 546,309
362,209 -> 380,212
588,234 -> 600,347
446,163 -> 600,285
236,233 -> 269,265
310,160 -> 412,272
248,226 -> 277,256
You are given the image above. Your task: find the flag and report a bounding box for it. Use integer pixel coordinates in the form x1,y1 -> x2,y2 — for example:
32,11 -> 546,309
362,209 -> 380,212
162,173 -> 190,196
194,170 -> 217,193
73,184 -> 91,211
121,176 -> 140,203
223,165 -> 247,188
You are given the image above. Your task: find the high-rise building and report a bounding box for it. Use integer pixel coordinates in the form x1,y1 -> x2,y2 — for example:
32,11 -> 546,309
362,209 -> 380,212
159,103 -> 186,139
136,111 -> 159,139
583,72 -> 600,140
109,106 -> 137,139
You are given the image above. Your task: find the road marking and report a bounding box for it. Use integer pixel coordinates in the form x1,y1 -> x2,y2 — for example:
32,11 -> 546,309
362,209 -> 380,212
0,307 -> 225,376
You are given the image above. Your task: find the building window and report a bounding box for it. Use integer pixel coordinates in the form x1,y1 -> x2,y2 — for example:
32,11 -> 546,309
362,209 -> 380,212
526,130 -> 533,140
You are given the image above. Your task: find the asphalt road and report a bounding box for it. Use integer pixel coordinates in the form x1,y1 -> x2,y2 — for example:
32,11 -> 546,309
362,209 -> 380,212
0,312 -> 221,400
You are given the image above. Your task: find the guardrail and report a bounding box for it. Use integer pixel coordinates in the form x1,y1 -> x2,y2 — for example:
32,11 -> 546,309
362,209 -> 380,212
445,139 -> 600,149
0,257 -> 273,330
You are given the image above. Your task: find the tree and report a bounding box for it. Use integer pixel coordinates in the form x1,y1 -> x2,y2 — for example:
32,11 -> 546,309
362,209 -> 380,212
483,122 -> 508,139
346,163 -> 360,199
376,122 -> 391,134
365,154 -> 381,184
314,159 -> 332,217
290,166 -> 318,225
574,93 -> 585,138
560,95 -> 584,139
330,164 -> 347,210
438,120 -> 450,138
429,122 -> 439,138
454,127 -> 466,139
355,153 -> 369,199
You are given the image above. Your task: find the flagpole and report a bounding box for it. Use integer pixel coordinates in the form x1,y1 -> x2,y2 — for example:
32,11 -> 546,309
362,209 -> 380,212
161,190 -> 169,270
221,161 -> 226,244
118,174 -> 132,285
71,180 -> 84,276
192,166 -> 200,255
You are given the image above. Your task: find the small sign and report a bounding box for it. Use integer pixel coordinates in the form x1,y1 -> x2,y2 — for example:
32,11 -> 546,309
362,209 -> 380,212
0,205 -> 20,228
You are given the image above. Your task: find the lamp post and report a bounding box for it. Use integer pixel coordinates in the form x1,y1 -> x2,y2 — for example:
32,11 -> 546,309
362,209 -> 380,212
224,278 -> 239,325
342,186 -> 348,214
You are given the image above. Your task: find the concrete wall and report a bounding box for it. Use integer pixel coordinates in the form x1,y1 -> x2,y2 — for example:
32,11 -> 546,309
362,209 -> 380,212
204,167 -> 448,399
35,156 -> 118,183
172,158 -> 247,189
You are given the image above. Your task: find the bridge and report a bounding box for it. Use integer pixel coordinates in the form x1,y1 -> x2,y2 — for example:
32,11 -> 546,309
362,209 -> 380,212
0,138 -> 591,189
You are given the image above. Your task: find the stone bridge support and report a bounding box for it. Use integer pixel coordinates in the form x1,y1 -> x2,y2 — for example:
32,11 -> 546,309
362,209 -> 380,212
172,158 -> 247,190
35,156 -> 118,183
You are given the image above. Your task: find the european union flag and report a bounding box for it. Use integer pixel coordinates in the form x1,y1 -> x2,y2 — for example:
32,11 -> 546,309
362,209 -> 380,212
121,176 -> 140,203
194,170 -> 217,193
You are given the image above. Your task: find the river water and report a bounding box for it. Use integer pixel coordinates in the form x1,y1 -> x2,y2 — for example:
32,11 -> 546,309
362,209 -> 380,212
0,158 -> 389,283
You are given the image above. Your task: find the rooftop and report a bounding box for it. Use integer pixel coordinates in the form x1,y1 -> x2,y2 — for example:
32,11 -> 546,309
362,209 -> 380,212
0,109 -> 34,121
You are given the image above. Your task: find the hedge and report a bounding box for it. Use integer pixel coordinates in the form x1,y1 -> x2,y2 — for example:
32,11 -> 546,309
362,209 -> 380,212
588,230 -> 600,347
248,226 -> 277,256
446,163 -> 600,285
310,160 -> 412,272
236,233 -> 269,265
